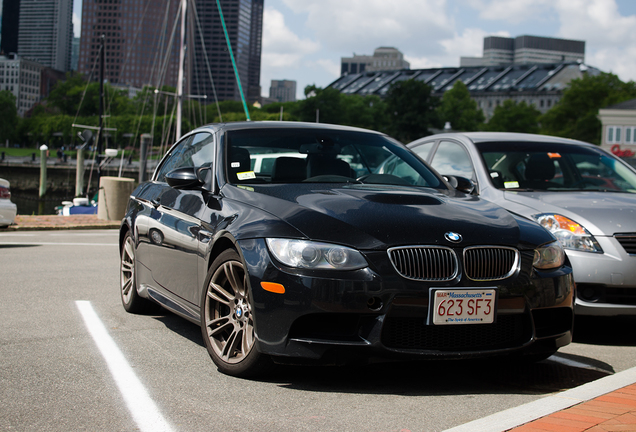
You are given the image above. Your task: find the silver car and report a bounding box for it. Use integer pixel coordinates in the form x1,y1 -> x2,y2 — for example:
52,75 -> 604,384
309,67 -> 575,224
407,132 -> 636,316
0,178 -> 17,228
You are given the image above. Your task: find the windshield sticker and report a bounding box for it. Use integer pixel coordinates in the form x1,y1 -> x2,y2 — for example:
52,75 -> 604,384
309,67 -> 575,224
504,181 -> 520,189
548,153 -> 562,159
231,162 -> 241,168
237,171 -> 256,180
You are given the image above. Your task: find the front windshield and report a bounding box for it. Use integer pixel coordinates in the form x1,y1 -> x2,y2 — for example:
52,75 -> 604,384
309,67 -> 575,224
226,128 -> 443,188
476,141 -> 636,193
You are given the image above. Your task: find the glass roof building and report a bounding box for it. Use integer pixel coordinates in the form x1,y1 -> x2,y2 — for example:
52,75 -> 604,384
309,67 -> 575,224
328,62 -> 601,120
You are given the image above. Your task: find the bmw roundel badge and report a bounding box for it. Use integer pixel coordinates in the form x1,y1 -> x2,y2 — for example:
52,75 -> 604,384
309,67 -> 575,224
444,231 -> 462,243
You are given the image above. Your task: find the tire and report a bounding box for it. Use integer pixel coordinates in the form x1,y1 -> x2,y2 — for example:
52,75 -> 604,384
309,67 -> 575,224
201,249 -> 271,377
120,231 -> 157,314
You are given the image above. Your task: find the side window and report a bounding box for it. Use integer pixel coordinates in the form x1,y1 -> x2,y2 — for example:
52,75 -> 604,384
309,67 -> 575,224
430,141 -> 474,179
155,133 -> 214,183
411,142 -> 435,161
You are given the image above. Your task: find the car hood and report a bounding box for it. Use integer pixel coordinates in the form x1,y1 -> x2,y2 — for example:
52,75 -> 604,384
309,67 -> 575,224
225,184 -> 543,250
503,191 -> 636,235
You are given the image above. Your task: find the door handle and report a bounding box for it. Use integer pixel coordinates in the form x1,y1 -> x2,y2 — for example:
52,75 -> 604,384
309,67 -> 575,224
199,230 -> 213,240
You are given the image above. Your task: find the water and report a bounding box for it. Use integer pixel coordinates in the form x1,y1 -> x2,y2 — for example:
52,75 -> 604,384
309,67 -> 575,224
11,191 -> 88,216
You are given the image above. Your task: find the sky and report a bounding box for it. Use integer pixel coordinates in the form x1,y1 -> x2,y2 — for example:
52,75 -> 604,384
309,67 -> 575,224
72,0 -> 636,100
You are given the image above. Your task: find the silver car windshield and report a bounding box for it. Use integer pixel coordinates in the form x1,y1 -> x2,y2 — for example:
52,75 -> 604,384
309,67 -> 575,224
476,141 -> 636,193
226,128 -> 443,188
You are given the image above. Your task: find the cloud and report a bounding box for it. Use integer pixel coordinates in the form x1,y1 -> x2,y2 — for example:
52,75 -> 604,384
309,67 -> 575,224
470,0 -> 552,23
280,0 -> 454,55
262,7 -> 320,69
459,0 -> 636,82
550,0 -> 636,81
260,7 -> 321,97
313,58 -> 340,78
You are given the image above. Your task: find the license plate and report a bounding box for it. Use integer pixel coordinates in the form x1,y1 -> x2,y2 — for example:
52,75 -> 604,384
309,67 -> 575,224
430,288 -> 497,325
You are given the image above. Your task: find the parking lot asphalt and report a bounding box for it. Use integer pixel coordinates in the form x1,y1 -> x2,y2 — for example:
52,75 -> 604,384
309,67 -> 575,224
4,217 -> 636,431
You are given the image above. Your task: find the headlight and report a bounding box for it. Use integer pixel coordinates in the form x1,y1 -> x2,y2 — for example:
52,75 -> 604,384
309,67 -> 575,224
266,238 -> 368,270
533,240 -> 566,270
534,214 -> 602,253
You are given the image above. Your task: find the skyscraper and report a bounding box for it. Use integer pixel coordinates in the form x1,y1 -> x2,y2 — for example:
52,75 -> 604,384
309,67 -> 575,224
78,0 -> 181,87
78,0 -> 264,104
1,0 -> 21,55
17,0 -> 73,72
191,0 -> 263,103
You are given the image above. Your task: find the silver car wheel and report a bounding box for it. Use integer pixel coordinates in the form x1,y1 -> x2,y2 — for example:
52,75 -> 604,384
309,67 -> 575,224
120,234 -> 136,305
204,259 -> 255,364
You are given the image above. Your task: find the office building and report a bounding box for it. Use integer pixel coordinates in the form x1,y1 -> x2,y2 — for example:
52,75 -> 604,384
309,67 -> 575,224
0,53 -> 42,116
461,35 -> 585,67
191,0 -> 263,103
78,0 -> 180,87
1,0 -> 20,54
598,99 -> 636,161
16,0 -> 73,72
269,79 -> 296,103
78,0 -> 264,103
70,36 -> 79,71
341,47 -> 410,76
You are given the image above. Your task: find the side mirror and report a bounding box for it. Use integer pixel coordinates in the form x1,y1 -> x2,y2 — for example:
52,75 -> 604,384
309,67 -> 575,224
443,175 -> 476,195
166,167 -> 204,190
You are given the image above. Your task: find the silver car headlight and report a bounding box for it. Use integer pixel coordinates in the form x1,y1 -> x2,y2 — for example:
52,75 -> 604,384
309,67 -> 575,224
533,240 -> 566,270
534,213 -> 602,253
266,238 -> 368,270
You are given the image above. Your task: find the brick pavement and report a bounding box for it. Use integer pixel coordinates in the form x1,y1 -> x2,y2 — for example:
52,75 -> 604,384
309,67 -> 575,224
5,214 -> 120,231
507,383 -> 636,431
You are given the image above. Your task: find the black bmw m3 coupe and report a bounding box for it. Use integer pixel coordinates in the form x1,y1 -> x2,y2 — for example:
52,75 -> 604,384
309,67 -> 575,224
119,121 -> 575,377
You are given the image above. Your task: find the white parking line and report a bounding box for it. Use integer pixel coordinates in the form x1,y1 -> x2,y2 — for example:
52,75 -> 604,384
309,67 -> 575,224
76,301 -> 174,432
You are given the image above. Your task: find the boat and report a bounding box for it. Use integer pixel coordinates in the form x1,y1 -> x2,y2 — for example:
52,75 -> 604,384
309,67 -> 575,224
56,197 -> 98,215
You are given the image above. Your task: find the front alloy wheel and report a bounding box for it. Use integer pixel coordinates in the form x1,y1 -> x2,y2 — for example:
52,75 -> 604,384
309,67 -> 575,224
120,231 -> 155,314
201,249 -> 270,377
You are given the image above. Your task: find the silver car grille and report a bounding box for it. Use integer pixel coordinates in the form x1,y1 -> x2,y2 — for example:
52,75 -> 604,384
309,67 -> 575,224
615,234 -> 636,255
388,246 -> 519,282
463,246 -> 520,281
388,247 -> 458,281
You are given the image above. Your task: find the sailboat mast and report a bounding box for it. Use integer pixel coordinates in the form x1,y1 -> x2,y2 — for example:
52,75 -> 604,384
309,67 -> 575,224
176,0 -> 187,140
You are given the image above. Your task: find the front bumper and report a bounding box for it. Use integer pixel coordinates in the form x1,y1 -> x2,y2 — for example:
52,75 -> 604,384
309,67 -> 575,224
239,239 -> 575,362
567,237 -> 636,316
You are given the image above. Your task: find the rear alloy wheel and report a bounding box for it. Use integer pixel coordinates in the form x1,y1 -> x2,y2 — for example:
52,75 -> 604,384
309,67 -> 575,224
120,232 -> 156,314
201,249 -> 270,377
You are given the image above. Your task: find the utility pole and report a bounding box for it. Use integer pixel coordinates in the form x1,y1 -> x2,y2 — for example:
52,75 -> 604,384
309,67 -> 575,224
176,0 -> 187,140
95,34 -> 105,192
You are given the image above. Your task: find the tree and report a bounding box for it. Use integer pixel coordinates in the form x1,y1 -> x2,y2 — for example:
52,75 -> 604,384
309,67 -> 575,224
437,80 -> 484,131
384,80 -> 441,143
484,100 -> 541,133
0,90 -> 18,144
540,72 -> 636,144
47,73 -> 132,117
340,94 -> 388,131
296,85 -> 344,124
